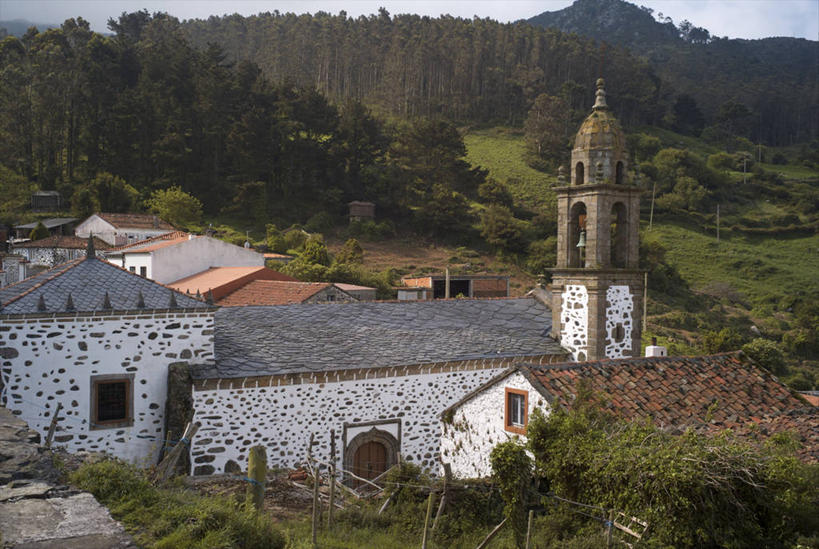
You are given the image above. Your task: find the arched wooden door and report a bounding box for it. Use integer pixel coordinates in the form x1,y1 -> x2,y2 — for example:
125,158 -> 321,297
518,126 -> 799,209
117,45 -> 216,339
352,440 -> 387,488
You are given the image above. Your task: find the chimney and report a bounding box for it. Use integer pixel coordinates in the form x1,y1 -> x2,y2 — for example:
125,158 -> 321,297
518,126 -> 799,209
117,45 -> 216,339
645,337 -> 667,357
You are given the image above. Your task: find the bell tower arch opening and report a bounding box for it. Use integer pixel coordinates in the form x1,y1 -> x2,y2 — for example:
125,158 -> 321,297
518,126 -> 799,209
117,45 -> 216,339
569,202 -> 587,268
575,162 -> 585,185
615,161 -> 624,185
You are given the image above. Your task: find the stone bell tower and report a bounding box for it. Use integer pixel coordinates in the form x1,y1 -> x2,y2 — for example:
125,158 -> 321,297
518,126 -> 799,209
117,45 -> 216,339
550,78 -> 643,361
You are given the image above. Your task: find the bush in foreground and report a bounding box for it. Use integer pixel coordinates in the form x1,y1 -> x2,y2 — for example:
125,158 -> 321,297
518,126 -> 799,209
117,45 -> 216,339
70,460 -> 284,549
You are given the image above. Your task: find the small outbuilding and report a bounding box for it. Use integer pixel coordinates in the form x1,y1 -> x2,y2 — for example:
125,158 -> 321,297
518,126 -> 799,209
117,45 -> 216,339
348,201 -> 375,222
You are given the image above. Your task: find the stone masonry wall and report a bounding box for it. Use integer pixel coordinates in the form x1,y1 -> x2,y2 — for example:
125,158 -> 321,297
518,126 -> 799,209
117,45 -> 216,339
190,355 -> 561,476
440,372 -> 548,478
0,310 -> 214,464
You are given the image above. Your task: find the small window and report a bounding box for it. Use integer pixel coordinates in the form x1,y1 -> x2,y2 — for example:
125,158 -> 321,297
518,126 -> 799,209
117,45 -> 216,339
504,388 -> 528,434
139,266 -> 147,277
90,374 -> 134,429
129,266 -> 136,273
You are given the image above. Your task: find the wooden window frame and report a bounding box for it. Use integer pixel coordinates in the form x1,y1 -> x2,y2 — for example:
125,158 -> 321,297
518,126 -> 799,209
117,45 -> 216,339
504,387 -> 528,435
90,374 -> 134,430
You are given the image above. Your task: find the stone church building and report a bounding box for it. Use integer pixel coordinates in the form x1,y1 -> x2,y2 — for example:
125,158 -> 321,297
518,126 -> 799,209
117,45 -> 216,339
0,79 -> 669,482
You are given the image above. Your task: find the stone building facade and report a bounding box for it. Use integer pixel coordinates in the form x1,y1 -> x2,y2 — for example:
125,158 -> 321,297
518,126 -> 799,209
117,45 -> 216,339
550,78 -> 644,361
0,255 -> 214,464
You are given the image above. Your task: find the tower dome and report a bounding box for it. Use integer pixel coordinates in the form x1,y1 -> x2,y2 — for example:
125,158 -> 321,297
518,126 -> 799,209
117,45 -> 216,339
570,79 -> 628,186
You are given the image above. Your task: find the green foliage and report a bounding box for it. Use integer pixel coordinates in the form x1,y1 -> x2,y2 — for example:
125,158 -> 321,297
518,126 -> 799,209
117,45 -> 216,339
701,327 -> 745,354
480,204 -> 527,253
742,339 -> 787,375
145,186 -> 203,228
490,441 -> 532,548
28,221 -> 49,241
477,178 -> 513,207
264,224 -> 287,253
413,184 -> 473,238
304,212 -> 336,234
523,93 -> 571,170
70,459 -> 284,549
526,237 -> 557,279
71,172 -> 139,218
526,400 -> 819,548
336,238 -> 364,265
347,219 -> 395,241
299,237 -> 330,266
0,164 -> 34,222
626,132 -> 661,162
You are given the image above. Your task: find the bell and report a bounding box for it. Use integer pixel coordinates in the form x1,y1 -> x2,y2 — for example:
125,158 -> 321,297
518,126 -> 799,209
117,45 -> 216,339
576,230 -> 586,248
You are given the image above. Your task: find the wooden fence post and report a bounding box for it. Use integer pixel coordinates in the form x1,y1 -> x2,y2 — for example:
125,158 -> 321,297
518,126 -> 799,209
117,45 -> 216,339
432,462 -> 452,531
525,510 -> 534,549
476,518 -> 507,549
421,490 -> 435,549
312,461 -> 321,548
45,402 -> 63,448
328,429 -> 336,528
246,445 -> 267,512
153,422 -> 199,483
606,509 -> 614,548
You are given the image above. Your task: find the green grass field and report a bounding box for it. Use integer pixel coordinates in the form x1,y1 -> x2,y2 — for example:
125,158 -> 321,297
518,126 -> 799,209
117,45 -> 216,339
463,127 -> 555,211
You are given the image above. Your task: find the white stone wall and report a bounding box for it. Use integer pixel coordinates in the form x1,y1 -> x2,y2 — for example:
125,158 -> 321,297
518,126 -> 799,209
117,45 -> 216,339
149,237 -> 264,284
605,285 -> 633,359
119,254 -> 152,279
0,311 -> 214,464
560,284 -> 588,361
190,366 -> 508,476
440,372 -> 547,479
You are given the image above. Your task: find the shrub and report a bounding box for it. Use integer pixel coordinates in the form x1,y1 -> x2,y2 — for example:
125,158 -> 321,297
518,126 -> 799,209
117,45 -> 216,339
145,186 -> 202,228
69,460 -> 284,549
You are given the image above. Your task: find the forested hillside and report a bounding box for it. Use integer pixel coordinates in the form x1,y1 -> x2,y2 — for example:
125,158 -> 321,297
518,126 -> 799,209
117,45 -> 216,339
528,0 -> 818,146
181,10 -> 660,127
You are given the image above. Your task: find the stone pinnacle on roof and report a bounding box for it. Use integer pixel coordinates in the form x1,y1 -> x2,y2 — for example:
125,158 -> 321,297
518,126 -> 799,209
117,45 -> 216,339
206,290 -> 214,305
136,291 -> 145,308
86,233 -> 95,259
65,293 -> 75,311
592,77 -> 608,111
169,291 -> 178,308
37,295 -> 46,312
195,289 -> 201,300
102,291 -> 112,310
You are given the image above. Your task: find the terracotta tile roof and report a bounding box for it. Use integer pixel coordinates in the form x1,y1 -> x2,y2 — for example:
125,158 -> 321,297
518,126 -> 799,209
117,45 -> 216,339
169,267 -> 296,300
14,235 -> 110,250
799,392 -> 819,407
521,352 -> 804,429
335,283 -> 376,292
95,212 -> 174,231
106,231 -> 188,252
216,280 -> 332,307
120,235 -> 192,254
263,252 -> 293,259
0,257 -> 208,314
14,218 -> 78,230
721,407 -> 819,463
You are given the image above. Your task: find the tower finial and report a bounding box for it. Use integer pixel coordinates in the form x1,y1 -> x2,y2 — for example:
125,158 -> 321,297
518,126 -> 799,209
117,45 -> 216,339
86,233 -> 95,259
169,290 -> 178,308
65,293 -> 75,311
136,291 -> 145,308
37,294 -> 47,312
102,291 -> 112,309
557,165 -> 567,186
592,78 -> 608,110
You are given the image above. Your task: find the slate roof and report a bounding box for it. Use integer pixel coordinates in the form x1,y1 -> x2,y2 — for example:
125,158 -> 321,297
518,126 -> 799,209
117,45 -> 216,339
192,297 -> 562,379
0,256 -> 209,314
14,235 -> 111,250
96,212 -> 174,231
517,352 -> 804,427
14,218 -> 77,230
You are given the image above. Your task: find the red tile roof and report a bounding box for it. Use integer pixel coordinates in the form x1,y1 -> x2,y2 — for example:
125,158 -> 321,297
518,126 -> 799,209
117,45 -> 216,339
14,235 -> 110,250
107,231 -> 188,252
522,352 -> 805,429
217,280 -> 332,307
169,267 -> 296,300
96,213 -> 174,231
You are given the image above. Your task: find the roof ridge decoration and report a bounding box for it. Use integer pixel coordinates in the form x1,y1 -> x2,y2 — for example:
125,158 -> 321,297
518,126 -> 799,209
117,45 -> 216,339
37,294 -> 46,312
169,290 -> 178,308
592,77 -> 608,111
136,291 -> 145,308
65,293 -> 75,311
102,291 -> 112,310
86,233 -> 94,259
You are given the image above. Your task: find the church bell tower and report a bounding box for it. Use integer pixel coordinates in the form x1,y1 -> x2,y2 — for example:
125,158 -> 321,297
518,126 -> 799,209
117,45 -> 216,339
550,78 -> 644,361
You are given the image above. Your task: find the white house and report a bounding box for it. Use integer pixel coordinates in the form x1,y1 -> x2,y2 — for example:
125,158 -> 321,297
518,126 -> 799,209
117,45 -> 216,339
440,354 -> 810,478
74,213 -> 175,246
105,234 -> 265,284
0,250 -> 215,464
186,298 -> 567,478
11,235 -> 110,267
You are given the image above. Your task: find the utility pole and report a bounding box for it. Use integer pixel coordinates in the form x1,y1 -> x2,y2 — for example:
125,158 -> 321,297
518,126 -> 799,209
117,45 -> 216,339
743,157 -> 747,184
648,182 -> 656,231
716,204 -> 720,243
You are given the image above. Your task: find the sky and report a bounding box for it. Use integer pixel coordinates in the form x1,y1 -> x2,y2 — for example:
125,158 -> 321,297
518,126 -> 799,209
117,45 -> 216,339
0,0 -> 817,41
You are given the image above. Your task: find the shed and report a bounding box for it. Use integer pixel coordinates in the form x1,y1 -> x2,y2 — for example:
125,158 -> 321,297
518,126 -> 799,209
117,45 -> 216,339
348,201 -> 375,222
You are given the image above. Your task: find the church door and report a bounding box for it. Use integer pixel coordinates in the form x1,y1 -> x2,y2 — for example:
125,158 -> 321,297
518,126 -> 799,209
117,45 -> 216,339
352,441 -> 387,488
